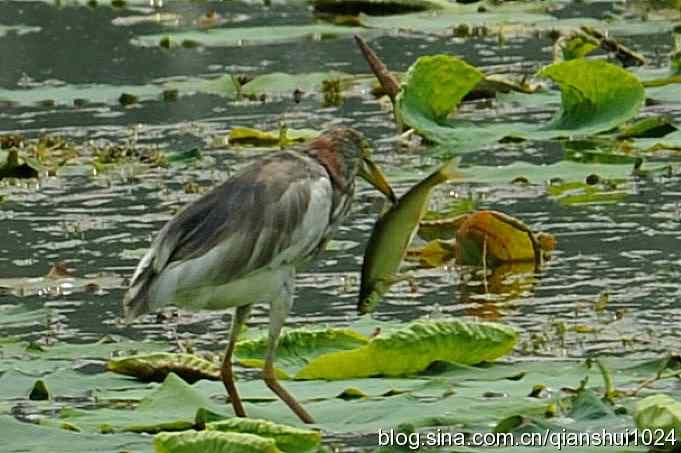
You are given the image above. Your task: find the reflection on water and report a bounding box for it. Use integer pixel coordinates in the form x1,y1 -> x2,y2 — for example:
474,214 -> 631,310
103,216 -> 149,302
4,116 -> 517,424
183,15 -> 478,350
1,0 -> 681,366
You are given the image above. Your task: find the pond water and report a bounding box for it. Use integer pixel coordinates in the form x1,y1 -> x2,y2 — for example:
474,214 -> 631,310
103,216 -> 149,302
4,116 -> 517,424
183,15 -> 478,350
1,0 -> 681,448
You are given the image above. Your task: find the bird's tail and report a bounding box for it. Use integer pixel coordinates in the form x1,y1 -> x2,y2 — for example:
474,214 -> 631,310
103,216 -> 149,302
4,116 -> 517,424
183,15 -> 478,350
122,266 -> 155,323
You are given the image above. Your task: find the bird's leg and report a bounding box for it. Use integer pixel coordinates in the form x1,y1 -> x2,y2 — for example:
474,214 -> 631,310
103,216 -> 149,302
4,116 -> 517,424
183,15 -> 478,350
264,280 -> 315,424
221,304 -> 252,418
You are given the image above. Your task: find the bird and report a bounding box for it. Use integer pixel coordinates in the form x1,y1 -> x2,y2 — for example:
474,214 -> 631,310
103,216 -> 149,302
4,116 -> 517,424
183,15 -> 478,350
122,127 -> 395,424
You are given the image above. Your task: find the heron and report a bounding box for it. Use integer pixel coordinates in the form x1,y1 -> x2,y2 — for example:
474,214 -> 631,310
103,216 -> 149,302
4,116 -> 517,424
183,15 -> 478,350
122,127 -> 395,423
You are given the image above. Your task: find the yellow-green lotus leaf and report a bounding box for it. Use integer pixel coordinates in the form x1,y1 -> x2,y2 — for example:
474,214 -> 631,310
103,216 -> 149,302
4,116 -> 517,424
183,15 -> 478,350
296,320 -> 516,380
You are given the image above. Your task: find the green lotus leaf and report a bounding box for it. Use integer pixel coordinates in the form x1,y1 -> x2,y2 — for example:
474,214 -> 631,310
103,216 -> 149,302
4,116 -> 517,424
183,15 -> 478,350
395,57 -> 645,149
206,418 -> 321,453
132,25 -> 361,49
241,72 -> 350,98
617,116 -> 678,139
555,34 -> 599,62
547,181 -> 630,206
295,320 -> 517,380
395,54 -> 484,130
634,394 -> 681,450
235,328 -> 368,376
539,59 -> 645,134
163,75 -> 238,98
154,430 -> 281,453
228,128 -> 320,147
0,415 -> 150,453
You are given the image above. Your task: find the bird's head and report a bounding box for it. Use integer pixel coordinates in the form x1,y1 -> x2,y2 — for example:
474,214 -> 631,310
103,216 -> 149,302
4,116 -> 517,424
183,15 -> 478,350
311,127 -> 396,202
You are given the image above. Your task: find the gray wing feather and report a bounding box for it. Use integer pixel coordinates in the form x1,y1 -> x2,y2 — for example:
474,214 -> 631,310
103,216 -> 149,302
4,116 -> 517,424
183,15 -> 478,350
123,151 -> 331,320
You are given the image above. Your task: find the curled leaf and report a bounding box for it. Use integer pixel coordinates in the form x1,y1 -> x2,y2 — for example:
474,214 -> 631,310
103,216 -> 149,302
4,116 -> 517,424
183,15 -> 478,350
235,328 -> 368,376
455,211 -> 544,266
206,418 -> 321,453
295,320 -> 517,380
106,353 -> 221,383
634,394 -> 681,449
395,55 -> 484,142
539,59 -> 645,133
154,430 -> 281,453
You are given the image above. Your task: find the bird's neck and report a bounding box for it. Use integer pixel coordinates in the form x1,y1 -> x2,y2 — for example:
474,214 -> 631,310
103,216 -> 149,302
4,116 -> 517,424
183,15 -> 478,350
308,138 -> 353,194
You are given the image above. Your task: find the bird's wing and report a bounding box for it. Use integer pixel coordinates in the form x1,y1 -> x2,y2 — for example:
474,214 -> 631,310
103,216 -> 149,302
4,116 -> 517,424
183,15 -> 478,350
127,152 -> 333,301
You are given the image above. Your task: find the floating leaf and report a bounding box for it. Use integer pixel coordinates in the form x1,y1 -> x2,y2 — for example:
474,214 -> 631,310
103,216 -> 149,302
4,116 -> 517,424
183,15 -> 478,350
617,116 -> 678,139
563,145 -> 640,165
165,148 -> 203,167
458,160 -> 646,185
296,320 -> 517,380
312,0 -> 450,14
241,72 -> 350,98
154,430 -> 281,453
554,33 -> 599,62
395,57 -> 645,148
0,149 -> 40,179
406,239 -> 457,267
111,12 -> 181,27
0,305 -> 48,330
539,59 -> 645,133
0,415 -> 151,453
0,83 -> 165,107
455,211 -> 541,266
132,25 -> 362,49
235,328 -> 368,376
163,75 -> 238,98
106,352 -> 221,383
547,181 -> 630,206
59,372 -> 226,433
417,215 -> 469,241
206,418 -> 321,453
228,127 -> 320,147
634,394 -> 681,449
359,4 -> 555,34
394,55 -> 484,142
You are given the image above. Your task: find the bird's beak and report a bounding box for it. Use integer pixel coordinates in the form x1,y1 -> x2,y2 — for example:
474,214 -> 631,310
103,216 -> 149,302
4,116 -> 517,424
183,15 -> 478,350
358,157 -> 396,203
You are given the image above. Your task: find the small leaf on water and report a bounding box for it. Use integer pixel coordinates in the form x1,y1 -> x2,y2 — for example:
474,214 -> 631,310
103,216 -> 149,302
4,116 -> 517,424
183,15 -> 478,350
29,379 -> 50,400
46,262 -> 75,279
556,33 -> 599,61
228,127 -> 320,147
337,387 -> 368,400
617,115 -> 678,139
547,181 -> 629,206
0,149 -> 40,180
405,239 -> 457,267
